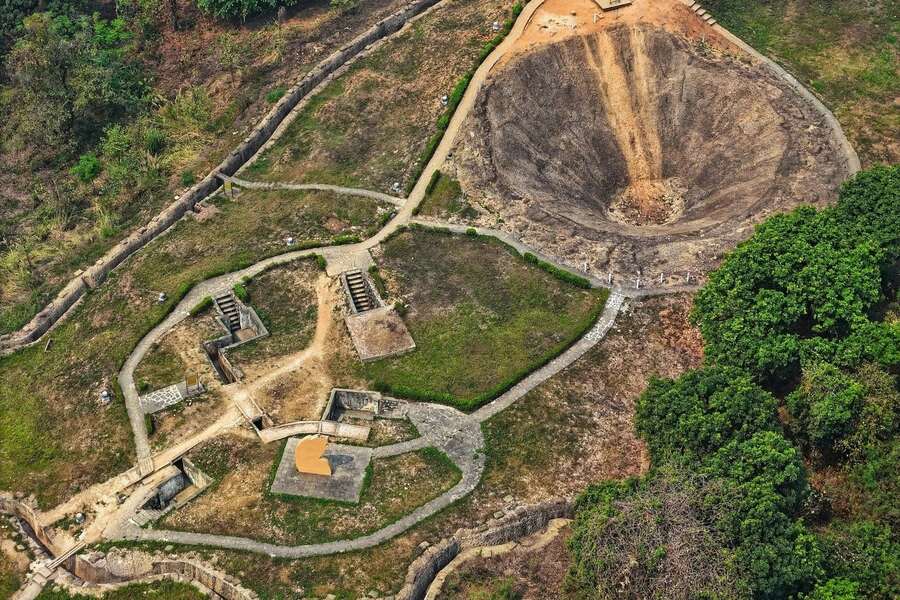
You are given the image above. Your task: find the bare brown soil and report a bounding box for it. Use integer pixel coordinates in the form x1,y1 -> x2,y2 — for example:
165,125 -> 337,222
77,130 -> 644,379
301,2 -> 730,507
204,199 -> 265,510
451,0 -> 851,280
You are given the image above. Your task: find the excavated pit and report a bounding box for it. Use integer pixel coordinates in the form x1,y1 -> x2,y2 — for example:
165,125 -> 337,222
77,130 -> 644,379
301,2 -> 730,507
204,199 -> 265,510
453,25 -> 852,279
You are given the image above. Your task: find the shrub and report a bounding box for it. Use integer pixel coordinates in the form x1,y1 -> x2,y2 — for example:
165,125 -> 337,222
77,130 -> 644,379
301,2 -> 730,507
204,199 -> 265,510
819,521 -> 898,599
522,252 -> 591,288
265,87 -> 286,103
144,127 -> 165,155
569,466 -> 745,599
189,296 -> 213,316
636,366 -> 779,462
787,363 -> 865,453
197,0 -> 298,20
315,254 -> 327,270
180,170 -> 196,187
232,283 -> 249,302
71,152 -> 101,182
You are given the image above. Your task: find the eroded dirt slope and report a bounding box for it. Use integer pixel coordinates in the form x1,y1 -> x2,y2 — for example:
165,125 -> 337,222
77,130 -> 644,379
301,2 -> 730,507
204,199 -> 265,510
451,21 -> 852,279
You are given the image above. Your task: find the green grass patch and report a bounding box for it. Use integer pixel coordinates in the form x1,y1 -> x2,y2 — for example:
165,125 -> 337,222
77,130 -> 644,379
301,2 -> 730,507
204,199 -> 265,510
35,580 -> 205,600
134,344 -> 184,393
415,170 -> 475,218
228,260 -> 319,364
703,0 -> 899,165
362,229 -> 606,410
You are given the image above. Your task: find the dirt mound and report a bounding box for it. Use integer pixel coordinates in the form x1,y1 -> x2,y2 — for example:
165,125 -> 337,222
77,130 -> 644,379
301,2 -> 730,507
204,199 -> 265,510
452,25 -> 852,279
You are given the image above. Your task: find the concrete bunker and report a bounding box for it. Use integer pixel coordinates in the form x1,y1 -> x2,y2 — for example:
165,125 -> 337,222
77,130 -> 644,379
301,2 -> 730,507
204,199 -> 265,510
136,458 -> 212,525
201,291 -> 269,385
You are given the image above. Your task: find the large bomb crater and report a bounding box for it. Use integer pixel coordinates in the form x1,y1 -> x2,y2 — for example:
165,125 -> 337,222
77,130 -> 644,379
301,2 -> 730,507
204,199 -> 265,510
452,25 -> 852,279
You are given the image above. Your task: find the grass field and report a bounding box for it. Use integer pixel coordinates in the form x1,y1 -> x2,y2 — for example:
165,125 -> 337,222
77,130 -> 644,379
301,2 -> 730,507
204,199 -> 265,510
34,581 -> 205,600
251,0 -> 514,192
417,171 -> 476,219
704,0 -> 898,165
360,229 -> 605,409
162,434 -> 460,546
0,189 -> 388,507
228,260 -> 320,365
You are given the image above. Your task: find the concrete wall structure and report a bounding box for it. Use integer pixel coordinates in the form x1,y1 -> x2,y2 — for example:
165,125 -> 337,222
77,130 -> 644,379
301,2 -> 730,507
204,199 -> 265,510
395,498 -> 574,600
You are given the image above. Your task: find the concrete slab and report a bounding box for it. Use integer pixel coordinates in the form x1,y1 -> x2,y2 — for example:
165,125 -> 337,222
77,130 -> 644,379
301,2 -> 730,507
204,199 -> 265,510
271,438 -> 373,503
594,0 -> 632,10
345,306 -> 416,362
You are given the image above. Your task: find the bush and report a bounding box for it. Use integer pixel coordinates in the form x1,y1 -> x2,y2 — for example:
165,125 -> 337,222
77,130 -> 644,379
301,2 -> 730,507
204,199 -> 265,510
569,466 -> 745,599
315,254 -> 327,270
522,252 -> 591,288
144,127 -> 165,155
71,152 -> 101,182
636,366 -> 779,461
232,283 -> 249,302
180,170 -> 196,187
265,87 -> 286,103
787,363 -> 865,453
197,0 -> 297,20
189,296 -> 213,316
819,521 -> 898,599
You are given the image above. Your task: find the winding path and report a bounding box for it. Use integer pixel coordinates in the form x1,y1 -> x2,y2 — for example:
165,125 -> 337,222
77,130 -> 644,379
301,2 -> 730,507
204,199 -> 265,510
117,292 -> 623,556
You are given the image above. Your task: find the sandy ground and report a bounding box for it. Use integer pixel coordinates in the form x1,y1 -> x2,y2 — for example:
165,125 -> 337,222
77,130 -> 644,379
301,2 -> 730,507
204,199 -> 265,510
229,274 -> 339,423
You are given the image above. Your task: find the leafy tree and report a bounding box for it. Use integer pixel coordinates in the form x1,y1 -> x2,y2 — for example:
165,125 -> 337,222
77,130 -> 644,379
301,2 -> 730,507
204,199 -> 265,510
787,363 -> 865,453
819,521 -> 899,599
196,0 -> 297,20
70,152 -> 101,182
692,165 -> 899,385
805,579 -> 860,600
568,466 -> 747,599
636,366 -> 779,461
5,12 -> 147,162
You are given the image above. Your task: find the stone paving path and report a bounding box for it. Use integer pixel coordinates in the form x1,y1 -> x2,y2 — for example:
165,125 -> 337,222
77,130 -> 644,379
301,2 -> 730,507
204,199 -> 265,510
110,0 -> 684,560
218,174 -> 405,207
138,384 -> 185,414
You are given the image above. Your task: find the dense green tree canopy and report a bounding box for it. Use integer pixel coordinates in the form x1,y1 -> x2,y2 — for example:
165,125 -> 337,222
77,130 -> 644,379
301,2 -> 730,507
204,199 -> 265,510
5,11 -> 147,162
196,0 -> 298,20
636,365 -> 779,460
787,363 -> 865,452
692,165 -> 899,385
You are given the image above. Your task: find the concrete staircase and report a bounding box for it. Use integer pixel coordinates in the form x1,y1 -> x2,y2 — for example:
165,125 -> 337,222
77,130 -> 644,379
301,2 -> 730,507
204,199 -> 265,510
214,292 -> 241,332
688,1 -> 716,25
343,270 -> 374,313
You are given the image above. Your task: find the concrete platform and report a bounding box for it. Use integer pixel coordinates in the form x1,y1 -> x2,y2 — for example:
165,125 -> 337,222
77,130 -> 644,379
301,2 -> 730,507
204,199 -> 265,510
271,438 -> 373,503
594,0 -> 632,10
345,306 -> 416,362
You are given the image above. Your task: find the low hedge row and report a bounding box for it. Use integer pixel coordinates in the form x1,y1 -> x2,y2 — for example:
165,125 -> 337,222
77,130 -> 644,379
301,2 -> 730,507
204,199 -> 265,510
523,252 -> 592,288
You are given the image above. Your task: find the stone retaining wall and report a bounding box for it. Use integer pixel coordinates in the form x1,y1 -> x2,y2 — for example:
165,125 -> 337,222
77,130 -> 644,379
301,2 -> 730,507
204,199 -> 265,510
68,550 -> 258,599
395,498 -> 574,600
0,493 -> 62,556
0,0 -> 443,356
